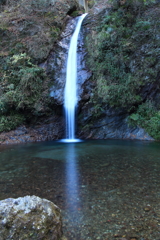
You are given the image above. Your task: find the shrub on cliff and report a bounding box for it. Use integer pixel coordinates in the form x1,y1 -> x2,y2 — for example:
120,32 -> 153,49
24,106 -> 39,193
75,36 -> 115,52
0,53 -> 48,132
129,101 -> 160,140
85,0 -> 160,139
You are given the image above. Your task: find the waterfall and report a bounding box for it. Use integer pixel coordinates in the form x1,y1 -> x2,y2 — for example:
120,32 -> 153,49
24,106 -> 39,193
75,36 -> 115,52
64,13 -> 87,142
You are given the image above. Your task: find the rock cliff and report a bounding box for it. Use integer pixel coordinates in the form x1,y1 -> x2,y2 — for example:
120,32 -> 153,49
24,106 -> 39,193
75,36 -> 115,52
77,0 -> 160,140
0,0 -> 160,144
0,0 -> 83,144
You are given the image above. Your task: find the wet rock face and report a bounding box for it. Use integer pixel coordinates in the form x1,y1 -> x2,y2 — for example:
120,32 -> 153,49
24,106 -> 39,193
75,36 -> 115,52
45,15 -> 92,105
78,106 -> 154,140
46,17 -> 77,104
77,25 -> 92,102
0,195 -> 62,240
0,115 -> 65,145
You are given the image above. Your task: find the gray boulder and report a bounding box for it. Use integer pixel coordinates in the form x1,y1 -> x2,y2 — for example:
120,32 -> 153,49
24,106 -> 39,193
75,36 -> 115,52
0,195 -> 62,240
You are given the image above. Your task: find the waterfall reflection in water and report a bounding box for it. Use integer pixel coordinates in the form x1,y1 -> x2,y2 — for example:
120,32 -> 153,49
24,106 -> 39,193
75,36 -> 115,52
0,140 -> 160,239
65,143 -> 80,211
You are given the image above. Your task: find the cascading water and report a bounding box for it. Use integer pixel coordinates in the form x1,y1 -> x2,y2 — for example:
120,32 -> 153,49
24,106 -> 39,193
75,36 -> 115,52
64,13 -> 87,142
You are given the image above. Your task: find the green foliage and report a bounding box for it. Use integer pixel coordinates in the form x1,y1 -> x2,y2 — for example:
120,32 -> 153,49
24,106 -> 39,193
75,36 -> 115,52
85,0 -> 160,138
70,11 -> 81,17
0,53 -> 47,132
129,101 -> 160,139
135,20 -> 151,30
90,99 -> 104,119
0,113 -> 25,132
86,0 -> 160,107
110,0 -> 156,12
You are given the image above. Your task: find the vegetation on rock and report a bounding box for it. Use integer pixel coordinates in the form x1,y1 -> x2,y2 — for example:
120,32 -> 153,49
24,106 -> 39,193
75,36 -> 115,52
85,0 -> 160,139
0,0 -> 80,133
0,53 -> 49,132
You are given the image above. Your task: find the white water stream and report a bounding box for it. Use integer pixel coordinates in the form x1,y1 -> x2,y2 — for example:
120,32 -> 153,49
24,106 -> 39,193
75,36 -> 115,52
64,13 -> 87,142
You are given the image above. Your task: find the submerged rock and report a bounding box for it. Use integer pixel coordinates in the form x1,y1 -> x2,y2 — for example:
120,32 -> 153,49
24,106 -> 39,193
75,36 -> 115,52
0,195 -> 62,240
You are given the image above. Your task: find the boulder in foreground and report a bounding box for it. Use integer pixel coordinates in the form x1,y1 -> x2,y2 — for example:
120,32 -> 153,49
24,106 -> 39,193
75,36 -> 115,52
0,195 -> 62,240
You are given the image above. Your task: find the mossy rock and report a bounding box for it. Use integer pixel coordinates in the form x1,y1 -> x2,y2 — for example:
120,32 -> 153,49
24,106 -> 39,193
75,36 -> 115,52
0,196 -> 62,240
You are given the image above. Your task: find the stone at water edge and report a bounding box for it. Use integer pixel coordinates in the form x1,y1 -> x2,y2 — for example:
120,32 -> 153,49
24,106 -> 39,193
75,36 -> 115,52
0,195 -> 63,240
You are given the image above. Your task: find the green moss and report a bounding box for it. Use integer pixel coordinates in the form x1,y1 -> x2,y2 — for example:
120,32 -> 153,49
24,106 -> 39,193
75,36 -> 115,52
70,11 -> 82,17
128,101 -> 160,140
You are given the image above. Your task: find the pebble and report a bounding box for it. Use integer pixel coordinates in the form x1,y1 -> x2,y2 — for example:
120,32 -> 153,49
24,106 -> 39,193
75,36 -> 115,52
144,206 -> 151,212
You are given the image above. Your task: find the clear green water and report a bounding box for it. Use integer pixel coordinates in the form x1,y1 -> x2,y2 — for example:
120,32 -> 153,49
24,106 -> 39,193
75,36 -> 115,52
0,139 -> 160,239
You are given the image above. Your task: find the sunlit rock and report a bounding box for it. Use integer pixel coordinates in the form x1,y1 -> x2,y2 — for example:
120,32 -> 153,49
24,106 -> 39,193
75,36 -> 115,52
0,195 -> 62,240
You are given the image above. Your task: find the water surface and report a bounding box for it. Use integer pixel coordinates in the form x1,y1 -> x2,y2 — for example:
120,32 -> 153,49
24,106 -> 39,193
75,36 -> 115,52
0,139 -> 160,239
